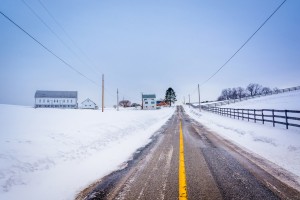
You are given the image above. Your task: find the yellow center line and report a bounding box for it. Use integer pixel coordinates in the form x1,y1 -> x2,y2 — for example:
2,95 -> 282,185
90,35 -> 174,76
179,120 -> 188,199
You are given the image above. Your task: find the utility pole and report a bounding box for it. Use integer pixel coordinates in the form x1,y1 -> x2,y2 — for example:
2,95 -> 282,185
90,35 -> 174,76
188,94 -> 190,108
102,74 -> 104,112
141,92 -> 143,110
117,88 -> 119,111
198,84 -> 201,112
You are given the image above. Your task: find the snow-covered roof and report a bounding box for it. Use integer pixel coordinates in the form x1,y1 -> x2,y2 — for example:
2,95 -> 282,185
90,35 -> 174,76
35,90 -> 78,98
142,94 -> 156,98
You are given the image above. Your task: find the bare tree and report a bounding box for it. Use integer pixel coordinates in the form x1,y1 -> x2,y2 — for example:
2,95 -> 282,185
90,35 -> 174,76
236,87 -> 246,99
230,88 -> 238,99
221,89 -> 230,100
261,87 -> 271,95
273,87 -> 280,93
246,83 -> 262,96
119,100 -> 131,107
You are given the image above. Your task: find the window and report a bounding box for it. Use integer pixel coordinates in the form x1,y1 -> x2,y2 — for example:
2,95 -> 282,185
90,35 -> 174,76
47,100 -> 49,103
39,99 -> 41,103
151,101 -> 155,104
145,102 -> 148,104
43,99 -> 45,103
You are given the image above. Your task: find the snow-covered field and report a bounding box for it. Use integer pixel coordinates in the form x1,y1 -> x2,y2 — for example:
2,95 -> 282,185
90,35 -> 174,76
185,90 -> 300,179
0,105 -> 174,200
220,89 -> 300,110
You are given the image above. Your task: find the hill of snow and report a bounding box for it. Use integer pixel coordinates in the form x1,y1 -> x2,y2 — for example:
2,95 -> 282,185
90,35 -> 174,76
0,105 -> 174,200
220,90 -> 300,110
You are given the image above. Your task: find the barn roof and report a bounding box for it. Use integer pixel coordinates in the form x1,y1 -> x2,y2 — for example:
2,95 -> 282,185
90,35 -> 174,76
35,90 -> 78,98
142,94 -> 156,98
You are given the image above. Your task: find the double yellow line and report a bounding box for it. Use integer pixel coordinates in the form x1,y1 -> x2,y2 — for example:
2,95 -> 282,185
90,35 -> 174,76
179,120 -> 188,199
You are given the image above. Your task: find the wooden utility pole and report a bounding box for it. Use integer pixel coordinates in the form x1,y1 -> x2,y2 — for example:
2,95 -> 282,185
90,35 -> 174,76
198,84 -> 201,112
102,74 -> 104,112
117,88 -> 119,111
141,92 -> 143,110
189,94 -> 190,108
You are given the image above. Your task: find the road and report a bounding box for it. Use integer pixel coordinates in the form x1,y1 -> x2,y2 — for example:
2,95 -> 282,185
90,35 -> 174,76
77,106 -> 300,200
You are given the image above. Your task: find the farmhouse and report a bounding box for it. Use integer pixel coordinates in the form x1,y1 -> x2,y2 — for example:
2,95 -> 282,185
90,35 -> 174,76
142,94 -> 156,110
35,90 -> 78,108
81,98 -> 97,109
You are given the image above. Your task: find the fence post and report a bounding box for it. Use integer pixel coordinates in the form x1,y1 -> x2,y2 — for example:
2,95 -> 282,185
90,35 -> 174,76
285,110 -> 288,129
248,109 -> 249,121
262,110 -> 264,124
238,109 -> 239,120
230,108 -> 231,118
272,110 -> 275,127
254,109 -> 256,123
242,109 -> 244,120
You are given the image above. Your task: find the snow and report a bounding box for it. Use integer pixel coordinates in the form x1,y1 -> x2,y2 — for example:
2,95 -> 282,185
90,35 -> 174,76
219,90 -> 300,110
0,104 -> 174,200
184,105 -> 300,178
1,89 -> 299,199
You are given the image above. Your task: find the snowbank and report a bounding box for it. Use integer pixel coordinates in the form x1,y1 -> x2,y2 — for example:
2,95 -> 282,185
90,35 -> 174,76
0,104 -> 174,200
184,106 -> 300,178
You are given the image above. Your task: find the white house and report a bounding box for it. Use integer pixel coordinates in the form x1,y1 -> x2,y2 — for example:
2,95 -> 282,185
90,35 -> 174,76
81,98 -> 97,109
142,94 -> 156,110
35,90 -> 78,108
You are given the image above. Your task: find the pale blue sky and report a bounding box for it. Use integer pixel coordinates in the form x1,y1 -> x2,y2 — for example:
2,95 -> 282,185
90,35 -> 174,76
1,0 -> 299,106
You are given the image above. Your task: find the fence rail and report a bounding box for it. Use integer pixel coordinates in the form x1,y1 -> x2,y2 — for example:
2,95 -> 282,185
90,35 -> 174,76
200,106 -> 300,129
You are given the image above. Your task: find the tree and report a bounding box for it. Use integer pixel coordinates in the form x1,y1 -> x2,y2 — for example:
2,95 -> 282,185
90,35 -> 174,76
119,100 -> 131,107
236,87 -> 246,99
273,87 -> 280,93
165,87 -> 177,106
261,87 -> 271,95
246,83 -> 262,96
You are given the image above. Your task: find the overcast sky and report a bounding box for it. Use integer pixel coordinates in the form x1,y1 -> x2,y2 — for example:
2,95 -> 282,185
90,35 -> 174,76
1,0 -> 299,106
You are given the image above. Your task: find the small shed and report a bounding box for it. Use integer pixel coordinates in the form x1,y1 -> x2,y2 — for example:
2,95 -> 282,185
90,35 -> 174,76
81,98 -> 97,109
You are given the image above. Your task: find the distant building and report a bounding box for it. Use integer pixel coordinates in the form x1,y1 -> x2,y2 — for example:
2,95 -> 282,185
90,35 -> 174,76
35,90 -> 78,108
81,98 -> 97,109
142,94 -> 156,110
157,100 -> 169,107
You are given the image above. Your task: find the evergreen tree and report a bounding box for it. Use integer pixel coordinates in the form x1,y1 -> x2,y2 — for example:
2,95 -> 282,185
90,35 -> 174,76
165,87 -> 177,106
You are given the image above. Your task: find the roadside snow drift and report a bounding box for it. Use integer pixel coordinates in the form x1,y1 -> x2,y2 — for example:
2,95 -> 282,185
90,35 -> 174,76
0,105 -> 174,200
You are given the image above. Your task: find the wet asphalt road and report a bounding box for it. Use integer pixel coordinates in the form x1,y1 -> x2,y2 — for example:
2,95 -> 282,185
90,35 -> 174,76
79,106 -> 300,200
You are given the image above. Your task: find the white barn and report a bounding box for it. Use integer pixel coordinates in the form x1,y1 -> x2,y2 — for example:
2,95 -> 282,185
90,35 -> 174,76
142,94 -> 156,110
81,98 -> 97,109
35,90 -> 78,108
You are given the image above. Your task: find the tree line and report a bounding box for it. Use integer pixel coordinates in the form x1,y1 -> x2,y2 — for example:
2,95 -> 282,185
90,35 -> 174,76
217,83 -> 279,101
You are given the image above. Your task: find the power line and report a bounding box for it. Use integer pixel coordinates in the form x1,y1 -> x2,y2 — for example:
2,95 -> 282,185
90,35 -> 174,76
200,0 -> 287,87
37,0 -> 102,76
21,0 -> 102,77
0,11 -> 99,86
